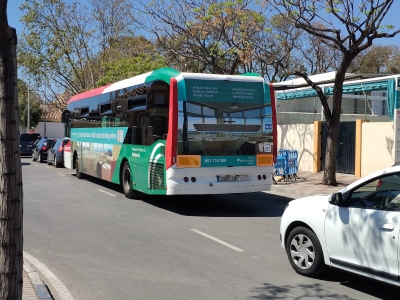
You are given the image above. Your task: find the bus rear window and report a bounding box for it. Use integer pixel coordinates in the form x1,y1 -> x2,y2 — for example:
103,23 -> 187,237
20,133 -> 40,141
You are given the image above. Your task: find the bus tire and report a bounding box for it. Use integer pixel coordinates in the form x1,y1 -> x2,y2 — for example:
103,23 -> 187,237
122,161 -> 136,199
75,155 -> 86,179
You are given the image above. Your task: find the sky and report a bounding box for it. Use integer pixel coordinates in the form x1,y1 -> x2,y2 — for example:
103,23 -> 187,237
7,0 -> 400,52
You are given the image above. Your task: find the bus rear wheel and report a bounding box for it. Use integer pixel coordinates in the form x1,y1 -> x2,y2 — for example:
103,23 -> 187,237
122,161 -> 136,199
75,155 -> 86,179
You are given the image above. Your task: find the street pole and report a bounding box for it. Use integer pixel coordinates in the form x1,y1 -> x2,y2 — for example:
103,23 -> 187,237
44,80 -> 47,138
27,80 -> 30,132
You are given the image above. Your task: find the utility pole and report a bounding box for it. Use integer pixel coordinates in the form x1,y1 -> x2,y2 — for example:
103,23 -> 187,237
44,81 -> 47,138
27,79 -> 30,132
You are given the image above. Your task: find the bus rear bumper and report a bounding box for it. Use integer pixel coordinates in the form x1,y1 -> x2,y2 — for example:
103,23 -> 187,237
166,166 -> 273,195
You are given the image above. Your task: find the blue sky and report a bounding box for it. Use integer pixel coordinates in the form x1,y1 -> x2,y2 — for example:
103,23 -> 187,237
7,0 -> 400,48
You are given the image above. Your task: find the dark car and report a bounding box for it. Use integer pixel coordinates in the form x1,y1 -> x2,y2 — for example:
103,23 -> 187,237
47,138 -> 69,168
20,133 -> 41,156
32,138 -> 56,163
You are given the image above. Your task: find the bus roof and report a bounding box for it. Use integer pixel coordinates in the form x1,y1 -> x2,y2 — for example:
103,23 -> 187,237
67,68 -> 264,104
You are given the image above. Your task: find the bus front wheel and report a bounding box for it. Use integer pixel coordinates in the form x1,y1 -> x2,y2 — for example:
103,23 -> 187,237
75,155 -> 86,179
122,161 -> 136,199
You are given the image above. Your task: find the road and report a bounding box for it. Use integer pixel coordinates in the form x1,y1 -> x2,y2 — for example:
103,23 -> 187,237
21,157 -> 398,300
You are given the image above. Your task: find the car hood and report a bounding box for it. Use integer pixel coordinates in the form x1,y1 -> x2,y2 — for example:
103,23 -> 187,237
288,194 -> 331,210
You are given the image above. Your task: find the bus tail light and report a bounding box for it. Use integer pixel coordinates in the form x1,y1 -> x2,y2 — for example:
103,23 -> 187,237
177,155 -> 201,168
256,154 -> 273,166
191,177 -> 196,183
263,174 -> 267,180
183,177 -> 189,183
258,175 -> 262,180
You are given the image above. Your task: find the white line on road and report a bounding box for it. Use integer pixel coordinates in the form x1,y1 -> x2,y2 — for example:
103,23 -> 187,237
23,251 -> 75,300
191,229 -> 244,252
57,172 -> 66,177
98,189 -> 116,197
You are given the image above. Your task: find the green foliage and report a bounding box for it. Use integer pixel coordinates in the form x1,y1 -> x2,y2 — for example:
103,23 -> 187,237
143,0 -> 266,74
348,44 -> 400,74
96,53 -> 168,86
17,79 -> 43,129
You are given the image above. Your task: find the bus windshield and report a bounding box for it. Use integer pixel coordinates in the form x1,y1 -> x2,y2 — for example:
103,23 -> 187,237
177,76 -> 273,157
178,101 -> 272,156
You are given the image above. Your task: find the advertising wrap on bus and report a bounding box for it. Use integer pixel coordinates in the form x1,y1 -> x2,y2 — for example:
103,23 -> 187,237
64,68 -> 277,198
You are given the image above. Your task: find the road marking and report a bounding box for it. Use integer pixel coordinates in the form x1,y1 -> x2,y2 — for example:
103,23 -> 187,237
23,251 -> 75,300
32,163 -> 39,166
190,229 -> 244,252
57,172 -> 66,177
98,189 -> 116,197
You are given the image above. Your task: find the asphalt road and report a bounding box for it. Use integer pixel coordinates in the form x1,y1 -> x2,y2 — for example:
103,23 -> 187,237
21,157 -> 399,300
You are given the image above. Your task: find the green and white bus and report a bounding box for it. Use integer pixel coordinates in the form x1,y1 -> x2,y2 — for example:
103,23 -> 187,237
63,68 -> 277,198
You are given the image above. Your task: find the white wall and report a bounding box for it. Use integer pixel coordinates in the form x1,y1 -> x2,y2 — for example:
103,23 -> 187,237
277,124 -> 314,172
34,122 -> 65,139
361,122 -> 394,176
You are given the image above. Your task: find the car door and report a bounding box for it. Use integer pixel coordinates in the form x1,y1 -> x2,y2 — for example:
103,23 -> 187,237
33,140 -> 41,159
48,140 -> 58,162
325,173 -> 400,282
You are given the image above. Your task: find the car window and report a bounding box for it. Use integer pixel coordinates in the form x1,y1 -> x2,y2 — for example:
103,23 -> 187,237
348,173 -> 400,211
20,133 -> 41,142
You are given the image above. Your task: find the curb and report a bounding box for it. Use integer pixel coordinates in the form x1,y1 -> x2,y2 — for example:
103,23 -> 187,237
24,259 -> 54,300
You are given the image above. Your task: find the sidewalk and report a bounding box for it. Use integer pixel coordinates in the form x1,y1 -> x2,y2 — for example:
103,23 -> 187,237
270,170 -> 360,198
23,259 -> 53,300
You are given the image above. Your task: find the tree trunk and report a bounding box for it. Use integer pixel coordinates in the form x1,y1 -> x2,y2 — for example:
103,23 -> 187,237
0,5 -> 24,299
322,63 -> 349,186
323,121 -> 338,185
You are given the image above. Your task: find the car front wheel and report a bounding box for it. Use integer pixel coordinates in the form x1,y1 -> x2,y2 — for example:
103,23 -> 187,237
286,226 -> 327,277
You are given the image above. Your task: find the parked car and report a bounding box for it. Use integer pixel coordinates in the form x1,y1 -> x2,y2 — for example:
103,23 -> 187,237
32,138 -> 56,163
20,133 -> 41,156
47,138 -> 69,168
280,165 -> 400,287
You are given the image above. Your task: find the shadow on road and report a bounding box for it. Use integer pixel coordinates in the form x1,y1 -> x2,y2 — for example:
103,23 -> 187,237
252,269 -> 399,299
142,192 -> 291,217
21,162 -> 31,166
70,173 -> 291,217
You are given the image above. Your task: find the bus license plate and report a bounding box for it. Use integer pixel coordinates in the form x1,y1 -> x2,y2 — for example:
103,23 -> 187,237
217,175 -> 250,182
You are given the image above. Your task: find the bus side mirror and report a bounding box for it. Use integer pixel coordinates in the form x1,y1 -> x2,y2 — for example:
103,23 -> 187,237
329,192 -> 345,206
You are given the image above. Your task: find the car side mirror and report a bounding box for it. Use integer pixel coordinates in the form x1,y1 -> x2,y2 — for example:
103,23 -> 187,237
329,192 -> 345,206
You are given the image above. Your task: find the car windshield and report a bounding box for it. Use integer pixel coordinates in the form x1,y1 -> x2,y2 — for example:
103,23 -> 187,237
20,134 -> 40,142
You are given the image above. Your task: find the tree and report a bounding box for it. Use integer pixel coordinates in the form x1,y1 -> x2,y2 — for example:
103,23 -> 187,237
298,24 -> 342,75
97,53 -> 167,86
137,0 -> 266,74
19,0 -> 97,95
271,0 -> 400,185
88,36 -> 168,86
0,0 -> 24,299
18,0 -> 136,99
17,79 -> 42,129
251,14 -> 305,82
348,44 -> 400,73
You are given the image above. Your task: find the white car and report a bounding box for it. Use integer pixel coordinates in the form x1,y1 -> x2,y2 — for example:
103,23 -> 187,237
280,165 -> 400,286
